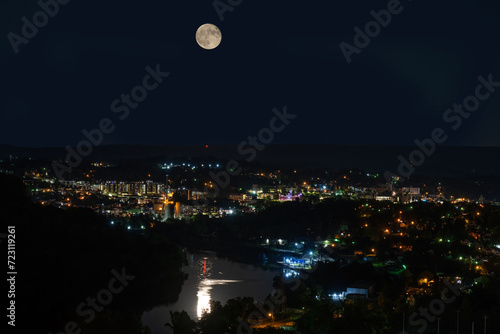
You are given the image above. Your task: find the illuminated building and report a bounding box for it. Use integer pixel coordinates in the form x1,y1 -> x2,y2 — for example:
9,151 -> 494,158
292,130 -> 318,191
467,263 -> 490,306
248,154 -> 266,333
174,202 -> 181,219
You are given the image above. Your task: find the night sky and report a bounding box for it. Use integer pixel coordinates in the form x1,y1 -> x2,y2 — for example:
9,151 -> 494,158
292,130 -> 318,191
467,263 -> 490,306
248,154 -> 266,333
1,0 -> 500,148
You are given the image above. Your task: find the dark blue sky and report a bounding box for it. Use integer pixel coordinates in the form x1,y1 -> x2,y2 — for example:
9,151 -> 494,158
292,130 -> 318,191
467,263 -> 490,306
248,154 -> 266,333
1,0 -> 500,147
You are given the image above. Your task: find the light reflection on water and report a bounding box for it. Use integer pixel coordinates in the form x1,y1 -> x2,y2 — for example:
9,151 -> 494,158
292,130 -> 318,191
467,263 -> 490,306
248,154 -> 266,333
196,256 -> 243,318
196,279 -> 243,318
142,250 -> 279,334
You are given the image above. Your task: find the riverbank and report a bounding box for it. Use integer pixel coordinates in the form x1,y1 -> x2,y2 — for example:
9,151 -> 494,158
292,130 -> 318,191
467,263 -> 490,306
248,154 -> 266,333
177,235 -> 300,270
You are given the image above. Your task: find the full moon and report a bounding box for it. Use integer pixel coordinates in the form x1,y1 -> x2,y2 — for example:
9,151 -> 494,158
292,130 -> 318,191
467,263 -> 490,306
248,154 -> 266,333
196,23 -> 222,50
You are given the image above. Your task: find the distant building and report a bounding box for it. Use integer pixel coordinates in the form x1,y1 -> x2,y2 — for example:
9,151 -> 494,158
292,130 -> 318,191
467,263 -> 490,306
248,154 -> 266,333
229,193 -> 248,202
279,190 -> 302,201
402,187 -> 420,195
346,280 -> 375,299
258,192 -> 276,200
375,190 -> 393,201
103,181 -> 163,196
189,190 -> 209,200
174,202 -> 181,219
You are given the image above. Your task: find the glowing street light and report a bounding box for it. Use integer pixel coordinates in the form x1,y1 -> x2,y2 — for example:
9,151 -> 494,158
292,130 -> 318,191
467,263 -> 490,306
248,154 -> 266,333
268,313 -> 274,325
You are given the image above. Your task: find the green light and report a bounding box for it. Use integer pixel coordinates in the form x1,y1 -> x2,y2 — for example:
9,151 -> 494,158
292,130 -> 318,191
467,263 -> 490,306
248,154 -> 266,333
402,265 -> 406,269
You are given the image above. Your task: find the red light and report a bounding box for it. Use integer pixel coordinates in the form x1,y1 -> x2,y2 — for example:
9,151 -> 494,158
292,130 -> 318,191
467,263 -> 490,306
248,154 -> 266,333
205,145 -> 208,148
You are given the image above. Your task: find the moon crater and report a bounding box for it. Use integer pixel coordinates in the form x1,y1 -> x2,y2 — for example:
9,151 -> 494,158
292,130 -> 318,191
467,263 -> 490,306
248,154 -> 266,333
196,23 -> 222,50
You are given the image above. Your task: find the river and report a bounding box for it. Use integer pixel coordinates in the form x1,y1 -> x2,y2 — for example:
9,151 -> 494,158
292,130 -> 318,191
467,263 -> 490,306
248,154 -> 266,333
142,249 -> 281,334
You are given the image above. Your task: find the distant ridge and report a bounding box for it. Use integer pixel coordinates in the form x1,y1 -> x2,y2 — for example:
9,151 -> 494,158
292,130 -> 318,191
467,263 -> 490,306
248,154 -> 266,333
1,144 -> 499,176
